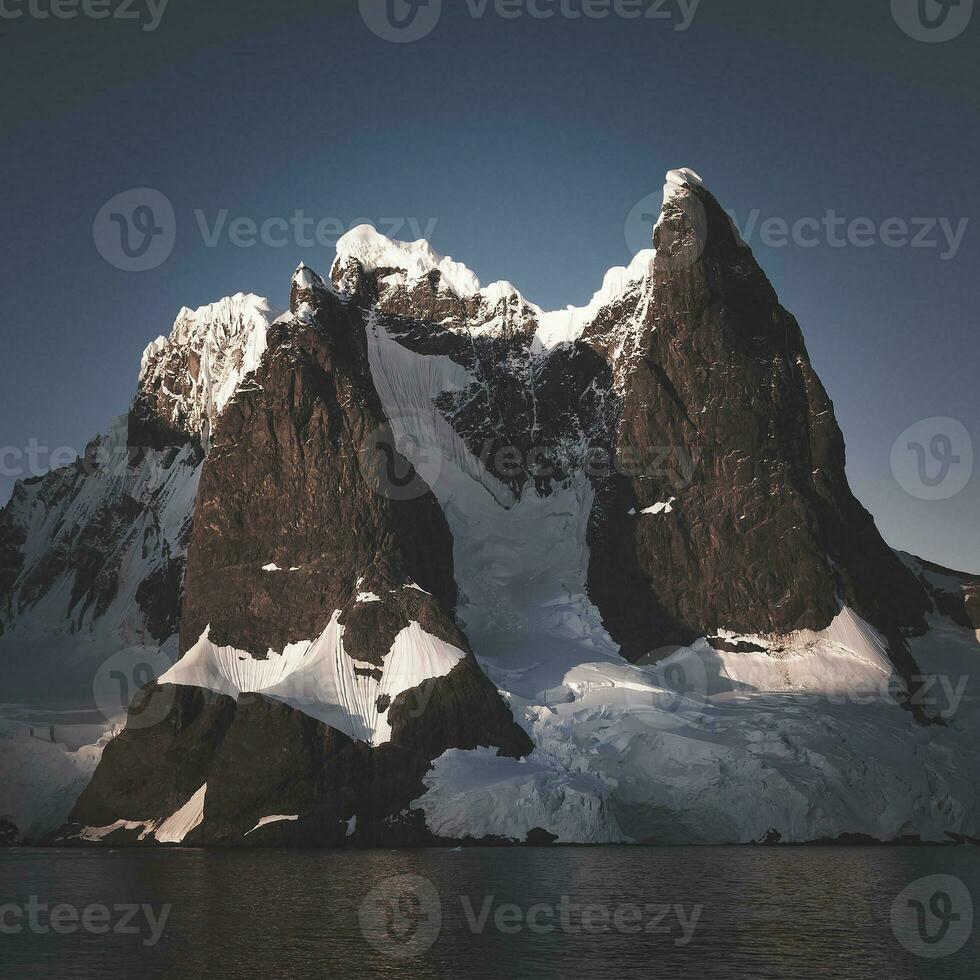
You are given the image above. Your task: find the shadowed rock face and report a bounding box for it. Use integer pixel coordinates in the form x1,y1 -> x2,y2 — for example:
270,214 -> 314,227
904,554 -> 980,631
177,273 -> 461,658
68,655 -> 530,846
583,178 -> 931,666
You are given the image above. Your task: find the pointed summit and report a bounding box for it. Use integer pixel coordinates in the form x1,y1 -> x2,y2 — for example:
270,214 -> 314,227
289,262 -> 329,316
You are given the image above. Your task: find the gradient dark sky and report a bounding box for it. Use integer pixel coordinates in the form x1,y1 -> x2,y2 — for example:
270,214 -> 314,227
1,0 -> 977,572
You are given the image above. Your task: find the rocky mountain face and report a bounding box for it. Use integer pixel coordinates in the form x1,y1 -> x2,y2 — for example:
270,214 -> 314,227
582,174 -> 933,681
66,265 -> 533,845
4,170 -> 977,847
329,175 -> 933,690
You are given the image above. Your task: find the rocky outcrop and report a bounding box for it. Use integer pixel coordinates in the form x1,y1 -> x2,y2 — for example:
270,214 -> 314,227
66,265 -> 532,846
178,270 -> 459,656
582,173 -> 931,685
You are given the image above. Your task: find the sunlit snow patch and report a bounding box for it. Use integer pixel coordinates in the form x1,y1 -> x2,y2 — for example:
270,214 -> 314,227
79,783 -> 207,844
159,616 -> 465,745
245,814 -> 299,836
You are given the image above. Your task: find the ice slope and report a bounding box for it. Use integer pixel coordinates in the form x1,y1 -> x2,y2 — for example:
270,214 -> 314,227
415,610 -> 980,844
366,316 -> 623,699
245,814 -> 299,836
414,747 -> 624,843
159,615 -> 465,745
0,715 -> 108,843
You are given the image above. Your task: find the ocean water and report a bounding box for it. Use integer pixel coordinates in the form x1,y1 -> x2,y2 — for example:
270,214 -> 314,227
1,846 -> 977,979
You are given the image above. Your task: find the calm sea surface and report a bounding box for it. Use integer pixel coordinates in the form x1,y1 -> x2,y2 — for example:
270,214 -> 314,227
1,847 -> 978,979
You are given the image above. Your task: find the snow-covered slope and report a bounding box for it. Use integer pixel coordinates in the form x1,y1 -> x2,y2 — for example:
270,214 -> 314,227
0,416 -> 201,703
160,614 -> 465,745
0,290 -> 274,705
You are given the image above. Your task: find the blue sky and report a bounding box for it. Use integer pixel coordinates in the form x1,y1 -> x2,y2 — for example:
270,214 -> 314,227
1,0 -> 977,571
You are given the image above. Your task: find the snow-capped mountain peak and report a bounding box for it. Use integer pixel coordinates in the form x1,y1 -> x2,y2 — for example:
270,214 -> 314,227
137,292 -> 273,447
663,166 -> 705,202
536,247 -> 655,348
291,263 -> 320,289
334,223 -> 481,297
326,170 -> 705,348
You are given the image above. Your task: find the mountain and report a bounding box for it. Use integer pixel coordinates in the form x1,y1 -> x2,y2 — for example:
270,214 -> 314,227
0,295 -> 271,838
0,293 -> 273,702
2,171 -> 978,846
